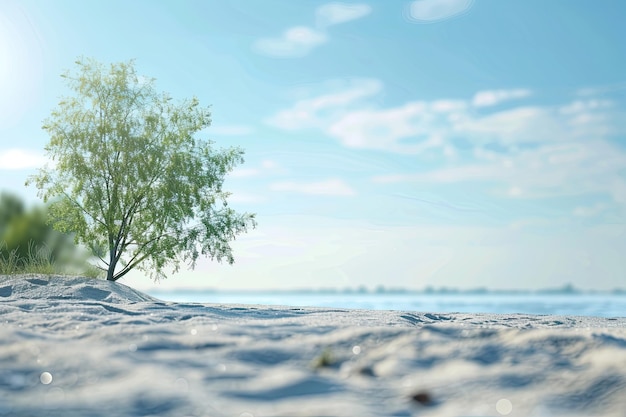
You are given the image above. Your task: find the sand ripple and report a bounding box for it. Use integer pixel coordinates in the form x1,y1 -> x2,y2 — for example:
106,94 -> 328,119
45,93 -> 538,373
1,275 -> 625,416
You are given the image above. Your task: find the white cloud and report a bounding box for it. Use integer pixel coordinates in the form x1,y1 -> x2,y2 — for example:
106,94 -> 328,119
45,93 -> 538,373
0,148 -> 47,170
269,81 -> 623,154
266,78 -> 381,129
254,3 -> 371,57
558,99 -> 612,115
458,100 -> 623,145
431,99 -> 467,112
270,81 -> 626,214
573,203 -> 607,218
374,140 -> 626,210
326,102 -> 445,153
253,26 -> 327,58
270,178 -> 356,196
261,160 -> 277,169
373,164 -> 493,184
316,3 -> 372,27
454,106 -> 566,144
472,89 -> 532,107
406,0 -> 474,23
576,83 -> 626,97
269,80 -> 465,154
607,179 -> 626,207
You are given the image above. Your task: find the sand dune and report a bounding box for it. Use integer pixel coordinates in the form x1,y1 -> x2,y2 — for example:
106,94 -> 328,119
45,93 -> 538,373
1,275 -> 625,416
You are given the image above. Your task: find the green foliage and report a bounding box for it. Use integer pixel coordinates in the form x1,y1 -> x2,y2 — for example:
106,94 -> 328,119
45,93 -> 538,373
0,242 -> 56,275
28,58 -> 256,282
0,192 -> 68,267
0,192 -> 99,277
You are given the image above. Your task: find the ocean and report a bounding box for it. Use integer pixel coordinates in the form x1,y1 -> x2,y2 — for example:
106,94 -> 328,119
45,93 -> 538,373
144,290 -> 626,318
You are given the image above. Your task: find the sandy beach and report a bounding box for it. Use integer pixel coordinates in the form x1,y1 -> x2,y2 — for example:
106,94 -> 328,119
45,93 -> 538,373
1,275 -> 625,417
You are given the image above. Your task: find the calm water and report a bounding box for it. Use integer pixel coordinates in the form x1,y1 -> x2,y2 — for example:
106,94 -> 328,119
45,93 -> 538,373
145,290 -> 626,318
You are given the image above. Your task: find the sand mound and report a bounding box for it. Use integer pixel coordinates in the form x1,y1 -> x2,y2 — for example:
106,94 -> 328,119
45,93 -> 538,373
0,275 -> 160,304
1,274 -> 626,416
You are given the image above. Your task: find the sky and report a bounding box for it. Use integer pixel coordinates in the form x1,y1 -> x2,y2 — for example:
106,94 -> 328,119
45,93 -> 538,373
1,0 -> 625,291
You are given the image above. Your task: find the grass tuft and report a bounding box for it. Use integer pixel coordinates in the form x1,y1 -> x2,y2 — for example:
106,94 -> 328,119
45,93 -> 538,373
311,348 -> 336,369
0,241 -> 103,278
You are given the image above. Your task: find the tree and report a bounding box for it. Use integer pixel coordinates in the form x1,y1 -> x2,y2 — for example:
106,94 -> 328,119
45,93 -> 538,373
28,58 -> 256,282
0,192 -> 76,268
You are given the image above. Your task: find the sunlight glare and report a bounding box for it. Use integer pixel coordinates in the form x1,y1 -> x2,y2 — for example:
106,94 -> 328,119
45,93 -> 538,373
0,5 -> 44,127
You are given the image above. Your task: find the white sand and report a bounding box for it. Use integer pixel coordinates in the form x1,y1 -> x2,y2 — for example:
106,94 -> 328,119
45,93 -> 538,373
1,276 -> 625,417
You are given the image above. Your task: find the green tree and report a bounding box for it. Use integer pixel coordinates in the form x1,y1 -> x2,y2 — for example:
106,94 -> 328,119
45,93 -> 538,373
28,58 -> 256,282
0,192 -> 76,268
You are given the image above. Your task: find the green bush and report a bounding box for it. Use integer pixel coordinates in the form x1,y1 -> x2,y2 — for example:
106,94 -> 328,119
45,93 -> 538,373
0,192 -> 102,277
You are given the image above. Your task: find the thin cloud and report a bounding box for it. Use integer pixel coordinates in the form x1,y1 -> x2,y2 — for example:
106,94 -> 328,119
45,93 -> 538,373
316,3 -> 372,27
269,79 -> 621,152
576,82 -> 626,97
326,103 -> 445,153
254,3 -> 371,58
373,140 -> 626,212
261,160 -> 278,169
266,78 -> 382,129
472,89 -> 532,107
0,148 -> 47,170
270,80 -> 626,214
459,101 -> 621,145
270,178 -> 356,196
253,27 -> 327,58
405,0 -> 474,24
455,106 -> 563,145
558,99 -> 612,115
573,203 -> 607,217
373,164 -> 492,184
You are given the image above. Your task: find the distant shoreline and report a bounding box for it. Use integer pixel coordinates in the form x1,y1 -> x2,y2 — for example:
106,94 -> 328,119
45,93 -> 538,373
145,285 -> 626,296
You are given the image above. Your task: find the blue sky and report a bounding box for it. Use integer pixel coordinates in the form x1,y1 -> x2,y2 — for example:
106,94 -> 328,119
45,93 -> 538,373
1,0 -> 625,290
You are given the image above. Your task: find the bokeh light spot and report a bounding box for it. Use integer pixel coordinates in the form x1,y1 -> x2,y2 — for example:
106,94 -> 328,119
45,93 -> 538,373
45,386 -> 65,406
40,372 -> 53,385
496,398 -> 513,415
174,377 -> 189,392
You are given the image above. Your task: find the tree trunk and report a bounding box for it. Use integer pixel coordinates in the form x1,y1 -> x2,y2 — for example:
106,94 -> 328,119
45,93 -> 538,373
106,264 -> 117,281
107,245 -> 117,281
